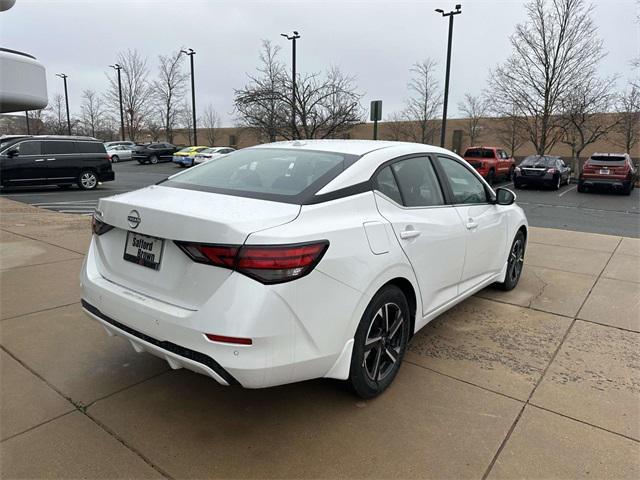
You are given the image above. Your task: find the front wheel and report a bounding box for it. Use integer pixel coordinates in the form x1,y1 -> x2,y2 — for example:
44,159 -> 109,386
111,155 -> 119,163
487,169 -> 496,186
496,231 -> 525,291
149,155 -> 159,164
77,170 -> 98,190
348,285 -> 410,399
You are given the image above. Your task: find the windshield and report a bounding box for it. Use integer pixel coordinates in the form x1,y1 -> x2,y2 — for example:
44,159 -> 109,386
199,148 -> 216,154
163,148 -> 352,202
464,148 -> 494,158
520,156 -> 557,167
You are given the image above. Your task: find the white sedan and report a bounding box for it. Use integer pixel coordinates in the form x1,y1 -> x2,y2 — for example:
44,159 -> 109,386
193,146 -> 235,165
106,144 -> 133,163
81,140 -> 527,398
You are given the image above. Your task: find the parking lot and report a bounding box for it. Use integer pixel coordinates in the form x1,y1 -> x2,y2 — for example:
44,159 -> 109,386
0,197 -> 638,478
1,160 -> 639,237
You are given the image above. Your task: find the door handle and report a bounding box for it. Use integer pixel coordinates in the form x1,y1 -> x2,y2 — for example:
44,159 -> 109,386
400,229 -> 421,240
35,159 -> 45,162
46,158 -> 56,161
466,221 -> 479,230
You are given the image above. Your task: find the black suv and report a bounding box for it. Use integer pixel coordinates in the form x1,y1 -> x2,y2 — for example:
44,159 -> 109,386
0,135 -> 115,190
132,143 -> 177,164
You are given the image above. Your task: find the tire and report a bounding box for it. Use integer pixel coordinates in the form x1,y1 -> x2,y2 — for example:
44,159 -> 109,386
149,155 -> 159,164
553,175 -> 561,190
577,181 -> 586,193
111,155 -> 119,163
514,181 -> 522,189
507,166 -> 515,181
77,170 -> 98,190
137,159 -> 146,165
487,169 -> 496,186
348,285 -> 410,399
496,230 -> 526,291
623,183 -> 632,196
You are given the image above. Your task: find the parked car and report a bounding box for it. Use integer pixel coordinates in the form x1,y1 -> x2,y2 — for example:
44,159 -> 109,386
104,141 -> 136,150
578,153 -> 636,195
172,146 -> 210,167
106,144 -> 133,163
462,146 -> 515,184
132,143 -> 177,164
193,147 -> 236,165
513,155 -> 571,190
82,140 -> 527,398
0,135 -> 114,190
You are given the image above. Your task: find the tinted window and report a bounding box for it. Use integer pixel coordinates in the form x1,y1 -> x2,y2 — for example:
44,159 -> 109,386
391,157 -> 444,207
520,156 -> 557,167
44,141 -> 77,155
464,148 -> 495,159
17,140 -> 42,155
374,166 -> 402,204
438,156 -> 488,204
165,148 -> 347,198
76,142 -> 106,154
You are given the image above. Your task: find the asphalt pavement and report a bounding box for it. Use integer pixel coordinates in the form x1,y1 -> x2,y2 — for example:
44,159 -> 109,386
1,160 -> 639,237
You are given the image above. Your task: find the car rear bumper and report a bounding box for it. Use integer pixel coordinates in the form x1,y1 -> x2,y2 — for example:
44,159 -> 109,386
172,156 -> 192,166
579,177 -> 631,189
514,175 -> 554,185
99,171 -> 115,182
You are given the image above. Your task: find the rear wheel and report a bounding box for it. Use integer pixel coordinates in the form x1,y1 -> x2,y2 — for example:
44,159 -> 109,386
577,181 -> 586,193
496,231 -> 525,291
553,175 -> 561,190
507,166 -> 515,181
623,183 -> 632,196
111,154 -> 119,163
137,159 -> 146,165
77,170 -> 98,190
348,285 -> 410,399
149,155 -> 159,164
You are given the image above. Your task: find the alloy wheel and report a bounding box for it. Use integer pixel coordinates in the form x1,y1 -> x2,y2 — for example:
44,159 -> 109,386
80,172 -> 97,189
508,238 -> 524,284
363,302 -> 404,382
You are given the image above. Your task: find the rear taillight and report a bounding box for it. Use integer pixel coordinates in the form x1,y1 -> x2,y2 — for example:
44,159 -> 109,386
91,215 -> 114,235
175,240 -> 329,284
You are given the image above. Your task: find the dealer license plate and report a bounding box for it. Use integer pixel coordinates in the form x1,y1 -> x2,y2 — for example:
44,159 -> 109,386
124,232 -> 164,270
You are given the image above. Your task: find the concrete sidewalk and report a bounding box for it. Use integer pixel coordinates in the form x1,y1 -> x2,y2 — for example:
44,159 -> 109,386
1,197 -> 638,479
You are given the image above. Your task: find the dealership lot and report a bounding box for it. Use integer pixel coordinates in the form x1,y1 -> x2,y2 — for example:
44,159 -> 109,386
0,197 -> 638,478
2,161 -> 638,237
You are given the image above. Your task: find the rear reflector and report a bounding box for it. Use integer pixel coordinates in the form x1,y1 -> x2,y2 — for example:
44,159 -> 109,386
175,240 -> 329,284
205,334 -> 252,345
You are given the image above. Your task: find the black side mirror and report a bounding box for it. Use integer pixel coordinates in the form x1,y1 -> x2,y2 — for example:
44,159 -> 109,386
7,148 -> 19,158
495,187 -> 516,206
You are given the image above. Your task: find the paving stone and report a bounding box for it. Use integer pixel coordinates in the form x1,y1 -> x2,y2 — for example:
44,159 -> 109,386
578,277 -> 640,331
617,237 -> 640,256
0,411 -> 162,479
602,252 -> 640,283
0,230 -> 81,270
406,297 -> 572,400
0,304 -> 168,405
529,226 -> 621,253
488,406 -> 640,479
89,364 -> 523,479
531,321 -> 640,440
0,350 -> 74,441
525,242 -> 611,276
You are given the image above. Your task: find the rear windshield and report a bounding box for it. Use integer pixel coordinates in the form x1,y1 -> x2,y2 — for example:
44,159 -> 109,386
520,156 -> 557,167
77,142 -> 106,154
588,155 -> 626,164
162,148 -> 355,203
464,148 -> 495,159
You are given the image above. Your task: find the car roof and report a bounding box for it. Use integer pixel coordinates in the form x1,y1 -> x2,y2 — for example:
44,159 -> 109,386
4,135 -> 100,141
249,139 -> 454,157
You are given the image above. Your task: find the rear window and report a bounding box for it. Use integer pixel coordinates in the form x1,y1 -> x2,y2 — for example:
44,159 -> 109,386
464,148 -> 495,159
520,156 -> 557,167
76,142 -> 106,154
163,148 -> 353,203
589,155 -> 626,162
44,141 -> 77,155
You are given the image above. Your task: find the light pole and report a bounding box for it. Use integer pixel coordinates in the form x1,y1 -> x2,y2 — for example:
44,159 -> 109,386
181,48 -> 197,145
109,64 -> 126,141
56,73 -> 71,135
435,4 -> 462,148
281,31 -> 300,139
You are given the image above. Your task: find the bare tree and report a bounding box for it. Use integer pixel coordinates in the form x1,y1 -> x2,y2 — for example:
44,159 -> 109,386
394,59 -> 442,144
488,0 -> 606,155
180,102 -> 194,145
458,93 -> 488,146
154,50 -> 188,143
80,89 -> 105,138
105,49 -> 153,141
560,75 -> 618,162
46,94 -> 67,134
202,103 -> 220,145
614,85 -> 640,153
28,109 -> 48,135
492,105 -> 528,157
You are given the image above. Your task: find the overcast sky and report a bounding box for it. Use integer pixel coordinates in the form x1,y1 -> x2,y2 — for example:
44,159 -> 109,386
1,0 -> 638,126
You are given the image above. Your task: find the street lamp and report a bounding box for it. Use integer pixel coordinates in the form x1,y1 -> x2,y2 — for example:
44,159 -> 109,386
281,31 -> 300,139
180,48 -> 198,145
55,73 -> 71,135
435,4 -> 462,148
109,64 -> 126,141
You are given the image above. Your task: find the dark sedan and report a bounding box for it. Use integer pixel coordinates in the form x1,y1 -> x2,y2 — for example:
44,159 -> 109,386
132,143 -> 177,164
513,155 -> 572,190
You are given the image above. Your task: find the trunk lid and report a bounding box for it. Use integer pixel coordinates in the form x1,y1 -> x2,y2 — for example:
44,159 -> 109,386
93,185 -> 301,308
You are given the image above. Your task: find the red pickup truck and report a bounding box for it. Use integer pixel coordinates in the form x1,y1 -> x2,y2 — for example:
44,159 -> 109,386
462,147 -> 516,184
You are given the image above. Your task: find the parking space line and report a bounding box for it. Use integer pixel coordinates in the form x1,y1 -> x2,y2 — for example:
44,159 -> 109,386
558,185 -> 577,197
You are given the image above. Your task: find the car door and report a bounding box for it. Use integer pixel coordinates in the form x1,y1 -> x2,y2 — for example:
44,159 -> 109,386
435,155 -> 509,294
373,156 -> 467,319
1,140 -> 47,185
43,140 -> 79,182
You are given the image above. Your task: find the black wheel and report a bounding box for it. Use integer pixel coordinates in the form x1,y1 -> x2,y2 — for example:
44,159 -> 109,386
514,181 -> 522,189
487,169 -> 496,186
577,181 -> 586,193
111,154 -> 119,163
137,159 -> 146,165
348,285 -> 410,399
507,166 -> 515,181
149,155 -> 159,164
623,183 -> 632,196
77,170 -> 98,190
496,231 -> 525,291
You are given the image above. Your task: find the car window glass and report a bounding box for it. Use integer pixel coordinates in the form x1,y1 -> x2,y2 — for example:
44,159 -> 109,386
44,141 -> 77,155
438,156 -> 488,204
17,140 -> 42,155
76,142 -> 105,154
391,157 -> 444,207
374,166 -> 403,204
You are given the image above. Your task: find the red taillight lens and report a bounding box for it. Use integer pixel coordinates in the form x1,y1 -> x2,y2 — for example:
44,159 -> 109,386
91,215 -> 114,235
205,334 -> 252,345
175,240 -> 329,284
